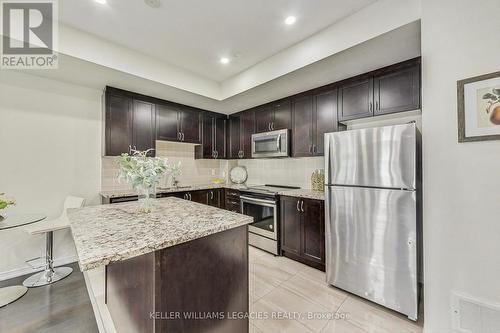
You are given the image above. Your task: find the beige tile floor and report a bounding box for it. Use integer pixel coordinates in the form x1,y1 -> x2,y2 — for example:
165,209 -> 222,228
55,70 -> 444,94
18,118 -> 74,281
248,246 -> 423,333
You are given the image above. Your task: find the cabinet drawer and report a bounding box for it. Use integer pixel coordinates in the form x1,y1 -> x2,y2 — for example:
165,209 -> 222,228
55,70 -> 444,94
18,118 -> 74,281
225,201 -> 241,212
225,189 -> 240,198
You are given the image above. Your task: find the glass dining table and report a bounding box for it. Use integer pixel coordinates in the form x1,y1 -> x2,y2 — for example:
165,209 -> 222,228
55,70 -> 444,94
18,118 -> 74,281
0,213 -> 46,308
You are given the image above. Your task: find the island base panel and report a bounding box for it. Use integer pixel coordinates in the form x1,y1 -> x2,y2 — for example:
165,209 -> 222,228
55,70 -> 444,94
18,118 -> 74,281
106,225 -> 249,333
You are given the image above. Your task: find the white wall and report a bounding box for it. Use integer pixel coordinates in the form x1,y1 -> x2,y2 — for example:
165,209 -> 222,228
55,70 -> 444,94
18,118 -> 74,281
421,0 -> 500,331
0,71 -> 102,279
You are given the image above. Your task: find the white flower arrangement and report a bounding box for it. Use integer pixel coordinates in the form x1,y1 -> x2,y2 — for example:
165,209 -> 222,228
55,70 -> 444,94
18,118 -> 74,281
117,149 -> 169,190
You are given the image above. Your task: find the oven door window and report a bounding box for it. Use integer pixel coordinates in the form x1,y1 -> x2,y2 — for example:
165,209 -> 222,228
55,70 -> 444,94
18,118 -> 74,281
241,200 -> 276,239
254,136 -> 279,154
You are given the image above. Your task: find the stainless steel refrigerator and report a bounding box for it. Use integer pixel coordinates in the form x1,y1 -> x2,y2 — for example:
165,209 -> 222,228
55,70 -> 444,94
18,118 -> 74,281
324,123 -> 421,320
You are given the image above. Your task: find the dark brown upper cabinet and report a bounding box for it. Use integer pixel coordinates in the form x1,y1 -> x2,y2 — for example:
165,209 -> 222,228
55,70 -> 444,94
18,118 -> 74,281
179,106 -> 201,144
338,76 -> 374,121
280,196 -> 325,271
338,59 -> 421,121
132,99 -> 156,156
156,103 -> 201,144
229,110 -> 255,159
373,62 -> 420,115
228,114 -> 241,159
105,88 -> 156,156
292,94 -> 314,157
314,89 -> 339,155
292,89 -> 339,157
105,87 -> 213,156
196,112 -> 226,159
156,102 -> 180,142
105,91 -> 132,156
255,100 -> 291,133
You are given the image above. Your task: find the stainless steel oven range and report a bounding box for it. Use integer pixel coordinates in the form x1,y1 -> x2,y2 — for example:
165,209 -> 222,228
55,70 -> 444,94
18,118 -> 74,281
240,185 -> 299,255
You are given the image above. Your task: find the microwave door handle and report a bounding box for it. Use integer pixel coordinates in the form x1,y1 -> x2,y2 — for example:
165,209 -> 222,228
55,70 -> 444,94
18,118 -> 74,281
276,134 -> 281,151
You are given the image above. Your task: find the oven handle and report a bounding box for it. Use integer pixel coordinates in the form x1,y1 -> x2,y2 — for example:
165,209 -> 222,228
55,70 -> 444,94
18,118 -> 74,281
276,134 -> 281,151
240,195 -> 276,206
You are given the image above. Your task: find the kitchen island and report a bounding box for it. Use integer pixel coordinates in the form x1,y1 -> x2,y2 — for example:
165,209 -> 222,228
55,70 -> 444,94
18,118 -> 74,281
68,197 -> 252,333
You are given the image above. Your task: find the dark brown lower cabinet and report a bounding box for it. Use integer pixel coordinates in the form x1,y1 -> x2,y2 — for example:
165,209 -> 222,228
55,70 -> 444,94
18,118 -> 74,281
106,225 -> 248,333
280,196 -> 325,271
106,189 -> 225,209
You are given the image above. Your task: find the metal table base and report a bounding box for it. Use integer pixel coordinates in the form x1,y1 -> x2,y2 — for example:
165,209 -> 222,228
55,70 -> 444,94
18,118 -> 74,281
0,285 -> 28,308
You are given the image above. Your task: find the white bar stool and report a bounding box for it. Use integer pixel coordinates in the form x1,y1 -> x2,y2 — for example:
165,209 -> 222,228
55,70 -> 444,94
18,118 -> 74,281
23,196 -> 85,287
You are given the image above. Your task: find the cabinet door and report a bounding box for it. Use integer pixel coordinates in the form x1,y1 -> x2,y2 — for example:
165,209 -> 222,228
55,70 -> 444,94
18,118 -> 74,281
190,190 -> 208,204
105,93 -> 132,156
255,106 -> 273,133
338,77 -> 374,121
201,114 -> 214,158
314,89 -> 338,156
180,107 -> 201,144
132,100 -> 156,156
292,95 -> 314,157
272,100 -> 291,130
280,197 -> 302,255
156,103 -> 180,142
207,189 -> 220,207
301,199 -> 325,265
374,64 -> 420,115
214,116 -> 226,159
228,115 -> 241,159
240,111 -> 255,159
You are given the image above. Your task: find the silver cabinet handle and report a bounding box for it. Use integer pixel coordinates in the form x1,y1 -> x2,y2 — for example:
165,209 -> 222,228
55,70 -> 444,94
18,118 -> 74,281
301,200 -> 304,212
268,123 -> 271,131
177,132 -> 181,141
309,145 -> 312,154
369,102 -> 373,112
210,191 -> 214,200
189,193 -> 192,200
182,132 -> 185,141
215,151 -> 218,159
296,200 -> 300,212
375,101 -> 379,111
312,145 -> 316,154
271,122 -> 275,130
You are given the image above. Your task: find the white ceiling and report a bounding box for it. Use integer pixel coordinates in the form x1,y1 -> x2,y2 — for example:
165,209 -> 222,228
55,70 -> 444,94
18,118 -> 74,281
59,0 -> 377,82
24,21 -> 421,114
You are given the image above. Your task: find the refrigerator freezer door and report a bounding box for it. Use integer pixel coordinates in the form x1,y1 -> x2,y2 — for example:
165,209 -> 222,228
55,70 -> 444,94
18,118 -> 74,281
325,185 -> 418,319
325,123 -> 416,189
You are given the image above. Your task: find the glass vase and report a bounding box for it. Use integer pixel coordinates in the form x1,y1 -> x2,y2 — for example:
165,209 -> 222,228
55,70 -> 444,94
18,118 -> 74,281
137,185 -> 156,213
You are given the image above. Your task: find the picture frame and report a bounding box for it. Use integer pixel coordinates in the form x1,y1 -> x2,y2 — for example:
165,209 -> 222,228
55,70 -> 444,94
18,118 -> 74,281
457,71 -> 500,142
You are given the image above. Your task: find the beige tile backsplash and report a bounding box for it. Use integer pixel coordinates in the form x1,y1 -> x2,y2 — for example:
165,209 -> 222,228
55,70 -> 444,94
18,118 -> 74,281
101,141 -> 225,192
101,141 -> 324,192
237,157 -> 324,189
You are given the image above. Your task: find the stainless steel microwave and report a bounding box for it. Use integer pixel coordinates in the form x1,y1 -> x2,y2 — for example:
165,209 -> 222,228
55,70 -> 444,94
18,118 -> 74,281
251,129 -> 290,158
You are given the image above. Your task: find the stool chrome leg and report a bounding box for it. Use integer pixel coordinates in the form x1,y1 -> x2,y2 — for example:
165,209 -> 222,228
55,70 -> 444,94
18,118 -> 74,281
0,286 -> 28,307
23,231 -> 73,288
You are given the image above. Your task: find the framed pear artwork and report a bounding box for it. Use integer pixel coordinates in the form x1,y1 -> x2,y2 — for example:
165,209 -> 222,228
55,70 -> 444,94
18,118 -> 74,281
458,71 -> 500,142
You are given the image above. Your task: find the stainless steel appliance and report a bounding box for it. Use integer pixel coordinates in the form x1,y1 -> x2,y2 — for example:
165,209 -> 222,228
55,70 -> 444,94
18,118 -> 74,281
251,129 -> 290,158
324,123 -> 421,320
240,185 -> 299,254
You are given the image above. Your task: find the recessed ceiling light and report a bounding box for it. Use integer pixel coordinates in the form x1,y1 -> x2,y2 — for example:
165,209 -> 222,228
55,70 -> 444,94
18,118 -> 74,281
285,16 -> 297,25
94,0 -> 107,4
220,57 -> 230,64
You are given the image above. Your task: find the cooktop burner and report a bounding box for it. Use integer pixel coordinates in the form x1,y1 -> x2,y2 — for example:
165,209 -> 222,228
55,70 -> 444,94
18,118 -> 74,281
241,184 -> 300,196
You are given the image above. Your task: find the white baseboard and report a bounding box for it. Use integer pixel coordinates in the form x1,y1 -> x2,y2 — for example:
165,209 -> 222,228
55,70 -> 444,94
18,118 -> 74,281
0,255 -> 79,281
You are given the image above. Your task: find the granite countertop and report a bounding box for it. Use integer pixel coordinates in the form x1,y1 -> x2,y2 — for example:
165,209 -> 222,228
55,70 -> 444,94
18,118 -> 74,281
278,189 -> 325,201
68,197 -> 253,271
100,183 -> 248,199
